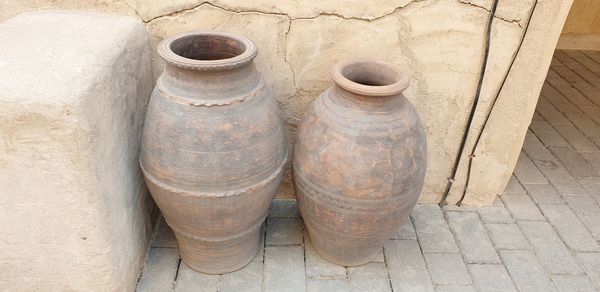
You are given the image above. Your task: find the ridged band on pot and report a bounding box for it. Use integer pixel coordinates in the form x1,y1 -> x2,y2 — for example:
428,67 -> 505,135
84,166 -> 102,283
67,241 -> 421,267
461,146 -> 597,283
140,30 -> 288,274
292,58 -> 427,266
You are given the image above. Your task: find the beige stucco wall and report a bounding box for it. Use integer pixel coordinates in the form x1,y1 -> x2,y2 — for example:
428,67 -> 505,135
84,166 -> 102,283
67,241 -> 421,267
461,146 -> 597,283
562,0 -> 600,34
0,11 -> 155,291
0,0 -> 572,207
557,0 -> 600,50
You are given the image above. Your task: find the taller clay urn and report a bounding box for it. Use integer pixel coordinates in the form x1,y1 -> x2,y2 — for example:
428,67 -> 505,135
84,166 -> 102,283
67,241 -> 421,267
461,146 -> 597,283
292,59 -> 427,266
140,31 -> 288,274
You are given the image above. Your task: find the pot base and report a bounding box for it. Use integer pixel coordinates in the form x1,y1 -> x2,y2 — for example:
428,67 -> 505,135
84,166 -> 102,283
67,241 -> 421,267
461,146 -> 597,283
305,224 -> 382,267
175,225 -> 262,274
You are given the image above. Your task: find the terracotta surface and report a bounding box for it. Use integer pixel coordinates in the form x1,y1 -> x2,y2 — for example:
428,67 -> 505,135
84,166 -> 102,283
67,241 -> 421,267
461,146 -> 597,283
140,31 -> 288,274
293,59 -> 427,266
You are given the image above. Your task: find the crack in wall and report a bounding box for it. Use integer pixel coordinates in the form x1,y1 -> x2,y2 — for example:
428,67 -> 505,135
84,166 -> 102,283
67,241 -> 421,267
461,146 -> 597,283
141,0 -> 427,23
457,0 -> 526,29
140,0 -> 428,102
282,20 -> 298,98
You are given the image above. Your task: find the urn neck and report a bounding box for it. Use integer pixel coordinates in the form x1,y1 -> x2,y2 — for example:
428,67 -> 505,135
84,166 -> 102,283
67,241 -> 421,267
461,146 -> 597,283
157,31 -> 260,99
330,59 -> 410,112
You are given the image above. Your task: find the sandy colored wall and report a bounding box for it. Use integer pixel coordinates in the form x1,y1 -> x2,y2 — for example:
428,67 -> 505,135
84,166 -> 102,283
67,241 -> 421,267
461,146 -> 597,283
0,0 -> 572,205
557,0 -> 600,50
562,0 -> 600,34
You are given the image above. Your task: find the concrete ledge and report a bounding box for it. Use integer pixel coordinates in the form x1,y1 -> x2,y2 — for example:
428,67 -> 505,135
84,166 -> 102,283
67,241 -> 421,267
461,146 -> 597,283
0,11 -> 155,291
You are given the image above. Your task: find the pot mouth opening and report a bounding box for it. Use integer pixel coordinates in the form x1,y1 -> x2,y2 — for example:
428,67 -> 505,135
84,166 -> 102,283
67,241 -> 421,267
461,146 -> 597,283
158,31 -> 257,71
332,59 -> 409,96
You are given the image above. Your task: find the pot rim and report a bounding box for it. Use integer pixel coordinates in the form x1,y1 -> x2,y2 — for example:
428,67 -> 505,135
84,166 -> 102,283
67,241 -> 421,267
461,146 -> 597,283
331,58 -> 409,97
158,30 -> 257,71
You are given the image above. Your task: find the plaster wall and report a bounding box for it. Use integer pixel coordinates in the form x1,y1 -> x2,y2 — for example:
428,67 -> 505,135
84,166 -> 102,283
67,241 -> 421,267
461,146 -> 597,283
0,0 -> 572,206
557,0 -> 600,50
0,11 -> 155,291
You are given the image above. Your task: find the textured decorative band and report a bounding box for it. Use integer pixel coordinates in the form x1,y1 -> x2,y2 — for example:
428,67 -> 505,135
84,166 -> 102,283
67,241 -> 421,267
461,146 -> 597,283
292,165 -> 399,213
158,78 -> 265,107
140,151 -> 287,198
162,50 -> 258,71
169,214 -> 265,242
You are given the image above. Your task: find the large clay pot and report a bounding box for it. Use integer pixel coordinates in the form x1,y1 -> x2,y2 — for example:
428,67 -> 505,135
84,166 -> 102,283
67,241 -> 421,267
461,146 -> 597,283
140,31 -> 288,274
293,59 -> 427,266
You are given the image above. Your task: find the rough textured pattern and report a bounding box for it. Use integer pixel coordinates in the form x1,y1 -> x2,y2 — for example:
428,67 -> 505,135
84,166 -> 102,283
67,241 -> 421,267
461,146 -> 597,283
0,11 -> 154,291
138,68 -> 600,288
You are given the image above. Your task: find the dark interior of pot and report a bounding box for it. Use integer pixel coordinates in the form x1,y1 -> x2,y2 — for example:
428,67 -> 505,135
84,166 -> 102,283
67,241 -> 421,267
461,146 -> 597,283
170,34 -> 246,61
341,62 -> 400,87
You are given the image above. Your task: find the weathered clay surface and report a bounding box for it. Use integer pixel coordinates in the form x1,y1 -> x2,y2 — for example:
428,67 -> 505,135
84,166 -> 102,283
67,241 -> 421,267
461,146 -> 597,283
140,31 -> 287,273
0,11 -> 154,291
293,59 -> 427,265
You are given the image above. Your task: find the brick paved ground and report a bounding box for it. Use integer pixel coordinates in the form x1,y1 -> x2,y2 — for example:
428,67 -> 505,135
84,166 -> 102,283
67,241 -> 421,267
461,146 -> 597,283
136,50 -> 600,291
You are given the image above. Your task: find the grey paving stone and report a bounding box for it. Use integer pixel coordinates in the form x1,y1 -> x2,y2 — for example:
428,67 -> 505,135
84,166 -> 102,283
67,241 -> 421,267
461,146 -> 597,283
551,274 -> 596,292
220,236 -> 264,292
424,253 -> 471,285
152,217 -> 177,248
522,130 -> 559,162
575,253 -> 600,288
434,285 -> 475,292
547,73 -> 594,106
307,279 -> 350,292
468,264 -> 517,292
385,240 -> 434,292
542,83 -> 571,106
582,152 -> 600,175
518,221 -> 584,275
538,204 -> 600,252
535,100 -> 572,127
573,50 -> 600,72
220,260 -> 263,292
477,207 -> 513,223
533,159 -> 586,194
492,197 -> 504,207
411,204 -> 459,254
563,196 -> 600,241
554,125 -> 598,152
485,223 -> 530,250
445,212 -> 500,264
550,100 -> 582,114
305,234 -> 346,279
269,199 -> 300,218
530,120 -> 570,147
264,246 -> 306,292
592,137 -> 600,149
549,146 -> 598,177
173,262 -> 219,292
563,111 -> 600,138
348,262 -> 392,292
577,177 -> 600,199
136,248 -> 180,292
390,217 -> 416,240
514,152 -> 548,184
442,205 -> 478,212
266,217 -> 303,246
499,250 -> 557,292
523,183 -> 565,205
500,194 -> 545,221
503,175 -> 526,194
580,105 -> 600,125
371,248 -> 385,263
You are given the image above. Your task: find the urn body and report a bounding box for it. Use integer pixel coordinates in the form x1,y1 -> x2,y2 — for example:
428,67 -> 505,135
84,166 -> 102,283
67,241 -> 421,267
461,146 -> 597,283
140,31 -> 287,274
293,59 -> 427,266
